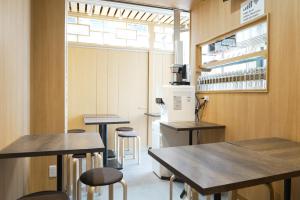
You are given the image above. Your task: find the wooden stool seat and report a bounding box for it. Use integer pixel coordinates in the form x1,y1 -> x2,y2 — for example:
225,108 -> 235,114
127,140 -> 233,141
18,191 -> 69,200
116,127 -> 133,132
118,131 -> 138,138
72,153 -> 86,159
67,129 -> 86,133
80,167 -> 123,186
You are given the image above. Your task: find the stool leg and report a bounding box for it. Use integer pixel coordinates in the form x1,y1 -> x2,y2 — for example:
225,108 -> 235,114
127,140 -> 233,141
87,186 -> 95,200
86,153 -> 92,171
137,136 -> 141,164
170,175 -> 176,200
117,136 -> 120,162
120,179 -> 128,200
72,159 -> 78,200
109,184 -> 114,200
121,138 -> 125,166
133,137 -> 136,159
265,183 -> 275,200
187,185 -> 192,200
114,131 -> 118,154
76,178 -> 81,200
126,138 -> 130,151
66,155 -> 71,196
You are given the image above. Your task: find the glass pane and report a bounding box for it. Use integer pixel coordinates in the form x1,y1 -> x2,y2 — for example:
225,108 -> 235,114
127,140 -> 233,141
78,32 -> 103,44
103,21 -> 126,33
67,24 -> 89,35
67,34 -> 77,42
127,23 -> 148,34
127,35 -> 149,48
154,26 -> 163,33
79,18 -> 103,31
103,32 -> 126,46
116,29 -> 137,40
67,16 -> 77,24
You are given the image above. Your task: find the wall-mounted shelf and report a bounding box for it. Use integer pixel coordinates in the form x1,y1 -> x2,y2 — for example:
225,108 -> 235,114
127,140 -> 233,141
202,50 -> 267,69
196,14 -> 269,93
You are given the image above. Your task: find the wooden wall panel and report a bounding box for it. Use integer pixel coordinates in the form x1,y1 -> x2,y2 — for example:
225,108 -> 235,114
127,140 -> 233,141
68,46 -> 149,148
30,0 -> 66,193
0,0 -> 31,199
68,47 -> 98,132
191,0 -> 300,199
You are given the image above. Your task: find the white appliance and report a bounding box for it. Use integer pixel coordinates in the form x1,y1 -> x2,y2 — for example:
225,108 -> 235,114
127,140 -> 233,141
152,85 -> 195,179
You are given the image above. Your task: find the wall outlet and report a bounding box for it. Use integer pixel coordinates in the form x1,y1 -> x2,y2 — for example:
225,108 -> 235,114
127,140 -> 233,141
203,96 -> 209,102
49,165 -> 57,178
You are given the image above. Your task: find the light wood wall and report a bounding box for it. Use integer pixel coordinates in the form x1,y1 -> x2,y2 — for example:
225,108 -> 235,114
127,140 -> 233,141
0,0 -> 31,199
30,0 -> 66,193
191,0 -> 300,199
68,45 -> 149,147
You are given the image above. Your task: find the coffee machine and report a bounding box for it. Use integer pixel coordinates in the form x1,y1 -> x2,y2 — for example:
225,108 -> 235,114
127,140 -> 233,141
170,64 -> 190,85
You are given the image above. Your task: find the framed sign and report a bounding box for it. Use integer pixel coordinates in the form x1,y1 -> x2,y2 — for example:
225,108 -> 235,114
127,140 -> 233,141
241,0 -> 265,24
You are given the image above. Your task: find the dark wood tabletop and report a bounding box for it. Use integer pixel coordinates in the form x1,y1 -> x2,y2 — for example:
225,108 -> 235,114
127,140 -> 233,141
229,137 -> 300,166
83,114 -> 130,125
160,121 -> 225,131
0,132 -> 104,159
148,142 -> 300,195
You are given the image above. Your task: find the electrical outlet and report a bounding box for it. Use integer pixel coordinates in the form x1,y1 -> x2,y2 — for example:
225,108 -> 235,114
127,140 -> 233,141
49,165 -> 57,178
204,96 -> 209,102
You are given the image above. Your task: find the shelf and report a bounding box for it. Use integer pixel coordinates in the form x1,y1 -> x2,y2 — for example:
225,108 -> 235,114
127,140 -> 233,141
196,89 -> 268,94
201,50 -> 268,69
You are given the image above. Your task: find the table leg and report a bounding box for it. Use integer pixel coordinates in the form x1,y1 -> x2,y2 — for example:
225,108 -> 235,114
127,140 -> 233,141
214,193 -> 221,200
189,130 -> 193,145
99,124 -> 108,166
284,178 -> 291,200
57,155 -> 63,191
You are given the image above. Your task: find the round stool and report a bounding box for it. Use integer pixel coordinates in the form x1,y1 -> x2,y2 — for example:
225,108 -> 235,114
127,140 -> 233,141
18,191 -> 69,200
114,127 -> 134,155
117,131 -> 141,165
78,168 -> 127,200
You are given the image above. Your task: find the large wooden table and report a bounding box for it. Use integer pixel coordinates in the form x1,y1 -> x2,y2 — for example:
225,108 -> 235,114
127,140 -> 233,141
0,132 -> 104,191
229,137 -> 300,200
149,141 -> 300,200
84,114 -> 129,169
160,121 -> 225,145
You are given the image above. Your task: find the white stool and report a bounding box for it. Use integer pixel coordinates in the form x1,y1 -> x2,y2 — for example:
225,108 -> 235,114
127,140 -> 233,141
117,131 -> 141,166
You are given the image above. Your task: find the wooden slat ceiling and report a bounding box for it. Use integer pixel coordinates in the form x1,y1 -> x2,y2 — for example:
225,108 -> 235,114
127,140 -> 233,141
68,1 -> 190,26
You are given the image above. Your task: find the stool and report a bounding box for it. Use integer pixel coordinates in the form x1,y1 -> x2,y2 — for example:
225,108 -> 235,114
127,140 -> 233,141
117,131 -> 141,165
114,127 -> 134,154
18,191 -> 69,200
77,168 -> 127,200
67,129 -> 102,199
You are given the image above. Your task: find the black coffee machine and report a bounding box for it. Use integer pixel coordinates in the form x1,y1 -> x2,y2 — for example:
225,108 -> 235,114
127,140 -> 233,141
170,64 -> 190,85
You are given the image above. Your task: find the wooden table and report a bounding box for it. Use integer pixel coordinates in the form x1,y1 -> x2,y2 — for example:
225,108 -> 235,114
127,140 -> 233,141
229,137 -> 300,200
0,132 -> 104,191
83,114 -> 129,169
160,121 -> 225,145
149,142 -> 300,200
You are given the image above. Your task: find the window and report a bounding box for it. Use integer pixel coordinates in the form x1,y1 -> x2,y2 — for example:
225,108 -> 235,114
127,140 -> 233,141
67,16 -> 150,49
154,25 -> 174,51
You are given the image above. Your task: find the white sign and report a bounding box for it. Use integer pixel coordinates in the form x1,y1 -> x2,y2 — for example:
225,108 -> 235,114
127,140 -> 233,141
240,0 -> 265,24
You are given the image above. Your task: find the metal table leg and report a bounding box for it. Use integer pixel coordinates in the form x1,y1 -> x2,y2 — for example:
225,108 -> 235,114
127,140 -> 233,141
179,130 -> 194,199
189,130 -> 193,145
57,155 -> 63,191
284,178 -> 291,200
99,124 -> 108,166
214,193 -> 221,200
